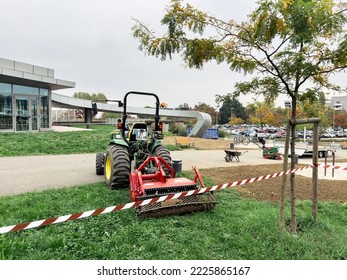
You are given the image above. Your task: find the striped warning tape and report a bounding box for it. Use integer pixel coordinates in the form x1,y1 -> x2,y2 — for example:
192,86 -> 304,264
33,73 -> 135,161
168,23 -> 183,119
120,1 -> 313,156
315,163 -> 347,171
1,163 -> 345,235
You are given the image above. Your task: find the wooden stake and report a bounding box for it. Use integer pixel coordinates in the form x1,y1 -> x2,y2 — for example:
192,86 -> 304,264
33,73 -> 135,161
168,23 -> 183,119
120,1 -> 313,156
312,122 -> 319,221
279,121 -> 291,230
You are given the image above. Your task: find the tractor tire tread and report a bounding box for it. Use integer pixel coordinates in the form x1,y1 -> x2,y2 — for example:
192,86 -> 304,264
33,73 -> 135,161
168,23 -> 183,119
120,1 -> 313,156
106,145 -> 130,189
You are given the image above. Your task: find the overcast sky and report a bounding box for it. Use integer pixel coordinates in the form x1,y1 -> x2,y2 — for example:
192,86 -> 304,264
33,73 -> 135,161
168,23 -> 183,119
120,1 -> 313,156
0,0 -> 313,108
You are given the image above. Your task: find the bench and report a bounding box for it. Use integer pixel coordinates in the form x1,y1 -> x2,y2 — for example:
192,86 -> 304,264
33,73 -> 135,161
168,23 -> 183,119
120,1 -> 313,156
341,142 -> 347,149
175,136 -> 194,147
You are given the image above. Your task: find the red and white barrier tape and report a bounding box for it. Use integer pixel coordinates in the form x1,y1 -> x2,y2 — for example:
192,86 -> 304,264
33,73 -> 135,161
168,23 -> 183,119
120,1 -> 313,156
1,163 -> 345,235
315,163 -> 347,172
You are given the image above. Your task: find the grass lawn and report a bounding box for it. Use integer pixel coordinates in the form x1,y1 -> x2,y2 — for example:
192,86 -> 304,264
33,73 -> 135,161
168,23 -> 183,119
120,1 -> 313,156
0,125 -> 109,156
0,174 -> 346,260
0,125 -> 184,157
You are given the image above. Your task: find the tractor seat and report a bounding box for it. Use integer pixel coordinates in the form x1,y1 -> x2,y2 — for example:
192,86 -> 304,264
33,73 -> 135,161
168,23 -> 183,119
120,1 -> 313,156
129,123 -> 148,141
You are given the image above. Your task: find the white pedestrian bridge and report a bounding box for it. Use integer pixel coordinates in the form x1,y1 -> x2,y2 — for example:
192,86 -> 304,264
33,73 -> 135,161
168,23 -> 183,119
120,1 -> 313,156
52,92 -> 211,138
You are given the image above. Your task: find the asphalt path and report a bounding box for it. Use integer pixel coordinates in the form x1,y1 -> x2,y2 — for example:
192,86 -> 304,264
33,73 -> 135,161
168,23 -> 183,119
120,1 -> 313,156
0,149 -> 346,197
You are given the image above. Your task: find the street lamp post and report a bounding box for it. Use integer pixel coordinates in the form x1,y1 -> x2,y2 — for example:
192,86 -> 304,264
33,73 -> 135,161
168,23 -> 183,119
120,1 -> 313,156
230,107 -> 232,125
333,107 -> 335,131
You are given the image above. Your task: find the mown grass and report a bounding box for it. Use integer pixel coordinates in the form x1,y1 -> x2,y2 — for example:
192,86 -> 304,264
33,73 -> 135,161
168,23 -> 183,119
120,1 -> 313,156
0,125 -> 110,156
0,172 -> 346,260
0,125 -> 186,157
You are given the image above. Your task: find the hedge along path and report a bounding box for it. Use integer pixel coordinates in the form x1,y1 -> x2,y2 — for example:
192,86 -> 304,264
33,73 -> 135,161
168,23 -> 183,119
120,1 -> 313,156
0,163 -> 346,235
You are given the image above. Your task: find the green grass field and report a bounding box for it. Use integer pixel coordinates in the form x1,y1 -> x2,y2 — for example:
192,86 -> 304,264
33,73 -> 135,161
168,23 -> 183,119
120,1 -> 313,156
0,175 -> 346,260
0,125 -> 113,156
0,125 -> 183,157
0,127 -> 346,260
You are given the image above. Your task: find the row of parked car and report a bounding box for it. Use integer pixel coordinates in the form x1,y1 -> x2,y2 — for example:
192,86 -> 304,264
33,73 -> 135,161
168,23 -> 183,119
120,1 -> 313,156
218,124 -> 347,139
228,126 -> 285,139
320,131 -> 347,138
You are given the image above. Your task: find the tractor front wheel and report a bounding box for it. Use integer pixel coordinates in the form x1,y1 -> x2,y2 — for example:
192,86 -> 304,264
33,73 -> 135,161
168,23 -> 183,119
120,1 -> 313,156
105,145 -> 130,189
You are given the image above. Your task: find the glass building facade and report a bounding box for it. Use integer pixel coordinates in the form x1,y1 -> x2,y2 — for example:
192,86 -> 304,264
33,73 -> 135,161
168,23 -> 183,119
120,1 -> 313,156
0,58 -> 75,132
0,83 -> 51,131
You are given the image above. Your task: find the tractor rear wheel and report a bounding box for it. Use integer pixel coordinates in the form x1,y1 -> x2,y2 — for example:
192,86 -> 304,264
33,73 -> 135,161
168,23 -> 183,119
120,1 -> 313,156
96,153 -> 105,175
105,144 -> 130,189
153,145 -> 172,177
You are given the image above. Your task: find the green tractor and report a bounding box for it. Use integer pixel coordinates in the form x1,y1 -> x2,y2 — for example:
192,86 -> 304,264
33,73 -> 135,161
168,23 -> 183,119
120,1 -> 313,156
95,91 -> 172,189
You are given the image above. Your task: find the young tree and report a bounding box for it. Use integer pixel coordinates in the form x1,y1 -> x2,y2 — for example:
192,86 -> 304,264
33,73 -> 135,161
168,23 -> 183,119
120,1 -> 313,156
132,0 -> 347,232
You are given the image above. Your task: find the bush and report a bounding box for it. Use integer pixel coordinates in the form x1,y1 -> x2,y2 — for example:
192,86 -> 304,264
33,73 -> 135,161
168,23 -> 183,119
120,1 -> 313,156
169,123 -> 187,136
218,129 -> 229,138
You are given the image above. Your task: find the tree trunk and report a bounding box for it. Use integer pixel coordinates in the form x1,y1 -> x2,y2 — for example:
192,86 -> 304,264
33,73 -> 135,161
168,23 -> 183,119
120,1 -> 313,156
290,97 -> 297,233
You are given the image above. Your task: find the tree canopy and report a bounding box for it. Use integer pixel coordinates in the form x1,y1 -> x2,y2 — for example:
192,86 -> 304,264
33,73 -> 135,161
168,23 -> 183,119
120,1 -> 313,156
215,94 -> 247,124
73,92 -> 107,102
133,0 -> 347,109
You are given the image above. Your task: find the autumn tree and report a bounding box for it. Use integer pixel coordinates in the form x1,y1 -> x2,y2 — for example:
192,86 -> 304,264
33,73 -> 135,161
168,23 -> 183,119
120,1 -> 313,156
244,101 -> 286,127
132,0 -> 347,232
299,97 -> 330,128
334,110 -> 347,129
250,105 -> 276,127
230,117 -> 244,126
272,107 -> 288,127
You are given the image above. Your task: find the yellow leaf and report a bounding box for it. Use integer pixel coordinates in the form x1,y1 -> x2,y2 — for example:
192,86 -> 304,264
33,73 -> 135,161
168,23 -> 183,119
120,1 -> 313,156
276,18 -> 285,33
281,0 -> 294,10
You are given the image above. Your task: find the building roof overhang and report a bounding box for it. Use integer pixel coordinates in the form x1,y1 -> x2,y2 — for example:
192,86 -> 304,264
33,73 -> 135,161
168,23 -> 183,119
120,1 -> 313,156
0,58 -> 75,90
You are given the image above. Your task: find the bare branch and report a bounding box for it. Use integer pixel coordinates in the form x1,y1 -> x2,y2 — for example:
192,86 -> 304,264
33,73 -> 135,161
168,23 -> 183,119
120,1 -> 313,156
268,36 -> 292,57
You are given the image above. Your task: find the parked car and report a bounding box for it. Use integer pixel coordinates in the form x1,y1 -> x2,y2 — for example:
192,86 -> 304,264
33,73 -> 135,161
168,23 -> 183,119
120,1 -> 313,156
321,132 -> 336,138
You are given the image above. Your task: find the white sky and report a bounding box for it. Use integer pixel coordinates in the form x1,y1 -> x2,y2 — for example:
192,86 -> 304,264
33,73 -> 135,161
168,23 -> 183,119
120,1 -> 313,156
1,0 -> 342,109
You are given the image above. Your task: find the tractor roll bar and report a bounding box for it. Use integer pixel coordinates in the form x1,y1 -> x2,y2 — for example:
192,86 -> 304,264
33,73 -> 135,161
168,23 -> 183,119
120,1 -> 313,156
122,91 -> 161,136
91,91 -> 162,137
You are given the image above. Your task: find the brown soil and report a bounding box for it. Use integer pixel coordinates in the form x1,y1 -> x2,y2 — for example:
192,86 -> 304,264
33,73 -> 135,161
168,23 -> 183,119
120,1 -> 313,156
164,136 -> 347,203
200,165 -> 347,203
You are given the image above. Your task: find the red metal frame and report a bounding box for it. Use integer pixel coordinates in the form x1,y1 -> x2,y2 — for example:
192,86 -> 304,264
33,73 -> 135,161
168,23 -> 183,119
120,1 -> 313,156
129,156 -> 205,202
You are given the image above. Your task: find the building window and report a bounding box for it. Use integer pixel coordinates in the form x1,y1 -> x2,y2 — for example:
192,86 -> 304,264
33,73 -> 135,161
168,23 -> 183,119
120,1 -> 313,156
0,82 -> 52,131
13,85 -> 39,95
0,93 -> 13,130
0,83 -> 11,94
40,89 -> 49,129
15,96 -> 29,131
0,83 -> 13,129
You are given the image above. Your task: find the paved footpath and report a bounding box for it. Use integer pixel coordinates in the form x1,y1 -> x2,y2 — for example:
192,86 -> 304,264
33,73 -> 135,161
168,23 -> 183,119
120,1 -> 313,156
0,149 -> 346,197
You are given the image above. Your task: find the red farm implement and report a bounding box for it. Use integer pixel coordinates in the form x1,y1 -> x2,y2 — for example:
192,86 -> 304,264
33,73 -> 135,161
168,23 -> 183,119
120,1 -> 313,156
130,156 -> 217,218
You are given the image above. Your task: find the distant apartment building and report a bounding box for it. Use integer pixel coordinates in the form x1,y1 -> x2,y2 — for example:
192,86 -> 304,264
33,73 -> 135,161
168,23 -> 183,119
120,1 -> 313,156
330,96 -> 347,111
